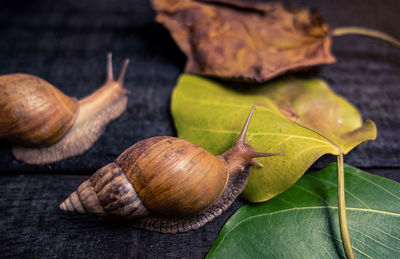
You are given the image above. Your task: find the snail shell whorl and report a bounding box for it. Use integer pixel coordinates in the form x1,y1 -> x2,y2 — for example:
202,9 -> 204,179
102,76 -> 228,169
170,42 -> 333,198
0,74 -> 79,146
60,180 -> 105,215
115,136 -> 229,216
61,162 -> 149,218
91,162 -> 149,217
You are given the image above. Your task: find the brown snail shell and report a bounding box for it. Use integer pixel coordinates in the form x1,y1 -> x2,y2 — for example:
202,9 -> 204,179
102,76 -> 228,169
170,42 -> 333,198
60,106 -> 284,233
116,136 -> 229,215
0,53 -> 130,164
0,74 -> 79,147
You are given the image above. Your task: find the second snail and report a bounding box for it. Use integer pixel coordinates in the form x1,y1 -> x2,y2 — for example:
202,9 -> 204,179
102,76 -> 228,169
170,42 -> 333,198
0,53 -> 130,164
60,106 -> 283,233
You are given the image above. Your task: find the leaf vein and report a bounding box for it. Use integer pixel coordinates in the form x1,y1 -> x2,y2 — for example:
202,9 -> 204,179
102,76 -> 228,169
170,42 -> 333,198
177,120 -> 332,145
349,226 -> 400,253
307,174 -> 371,209
291,185 -> 330,205
374,227 -> 400,241
351,173 -> 400,200
318,231 -> 373,259
275,196 -> 297,207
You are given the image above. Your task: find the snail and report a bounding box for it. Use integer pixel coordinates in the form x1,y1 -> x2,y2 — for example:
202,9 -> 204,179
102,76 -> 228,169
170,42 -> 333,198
60,106 -> 283,233
0,53 -> 130,164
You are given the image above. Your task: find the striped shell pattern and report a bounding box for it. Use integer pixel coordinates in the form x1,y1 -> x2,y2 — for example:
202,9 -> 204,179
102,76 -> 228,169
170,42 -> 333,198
60,136 -> 229,217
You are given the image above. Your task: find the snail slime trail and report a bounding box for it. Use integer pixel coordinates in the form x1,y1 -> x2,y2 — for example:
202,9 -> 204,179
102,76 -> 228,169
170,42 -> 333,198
0,53 -> 130,164
60,106 -> 284,233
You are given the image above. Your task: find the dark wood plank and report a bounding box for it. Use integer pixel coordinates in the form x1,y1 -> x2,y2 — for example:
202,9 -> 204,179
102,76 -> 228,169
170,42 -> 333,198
0,173 -> 245,258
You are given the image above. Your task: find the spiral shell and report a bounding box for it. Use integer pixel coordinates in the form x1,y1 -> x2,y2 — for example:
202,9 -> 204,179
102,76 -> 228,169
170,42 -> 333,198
61,136 -> 229,217
0,74 -> 79,146
61,162 -> 149,218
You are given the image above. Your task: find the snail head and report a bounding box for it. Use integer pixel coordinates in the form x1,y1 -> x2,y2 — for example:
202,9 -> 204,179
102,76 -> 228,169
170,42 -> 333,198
221,106 -> 284,176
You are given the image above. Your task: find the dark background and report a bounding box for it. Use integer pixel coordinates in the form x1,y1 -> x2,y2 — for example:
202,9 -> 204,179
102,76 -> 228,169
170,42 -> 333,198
0,0 -> 399,258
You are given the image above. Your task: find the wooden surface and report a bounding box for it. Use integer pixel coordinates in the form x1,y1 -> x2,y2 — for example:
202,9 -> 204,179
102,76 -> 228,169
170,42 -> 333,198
0,0 -> 399,258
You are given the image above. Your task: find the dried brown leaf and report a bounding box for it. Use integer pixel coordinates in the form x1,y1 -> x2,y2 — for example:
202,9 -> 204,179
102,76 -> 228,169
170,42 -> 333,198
151,0 -> 336,82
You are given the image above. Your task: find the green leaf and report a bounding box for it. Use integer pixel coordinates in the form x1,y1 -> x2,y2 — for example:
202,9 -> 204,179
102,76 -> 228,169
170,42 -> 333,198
207,164 -> 400,258
171,74 -> 377,202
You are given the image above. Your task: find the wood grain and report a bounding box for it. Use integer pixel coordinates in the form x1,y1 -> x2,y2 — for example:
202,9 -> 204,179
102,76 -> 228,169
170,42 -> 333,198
0,173 -> 243,258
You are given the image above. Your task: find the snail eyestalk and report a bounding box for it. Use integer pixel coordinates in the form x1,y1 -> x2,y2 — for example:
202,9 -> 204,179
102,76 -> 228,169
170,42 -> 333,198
107,52 -> 114,81
237,105 -> 256,143
337,153 -> 354,259
118,59 -> 130,85
332,26 -> 400,49
222,106 -> 284,172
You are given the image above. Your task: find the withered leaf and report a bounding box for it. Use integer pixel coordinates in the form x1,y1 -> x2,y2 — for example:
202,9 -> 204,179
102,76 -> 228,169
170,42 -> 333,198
152,0 -> 336,82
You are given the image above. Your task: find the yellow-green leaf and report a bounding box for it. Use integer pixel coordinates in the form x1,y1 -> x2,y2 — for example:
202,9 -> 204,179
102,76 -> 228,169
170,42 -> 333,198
171,74 -> 377,202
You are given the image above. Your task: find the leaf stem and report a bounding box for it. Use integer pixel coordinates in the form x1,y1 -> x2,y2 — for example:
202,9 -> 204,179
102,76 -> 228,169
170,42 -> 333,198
337,154 -> 354,259
332,26 -> 400,48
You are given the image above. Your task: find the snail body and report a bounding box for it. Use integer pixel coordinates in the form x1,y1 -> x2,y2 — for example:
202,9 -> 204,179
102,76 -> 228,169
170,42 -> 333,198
60,106 -> 283,233
0,53 -> 130,164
